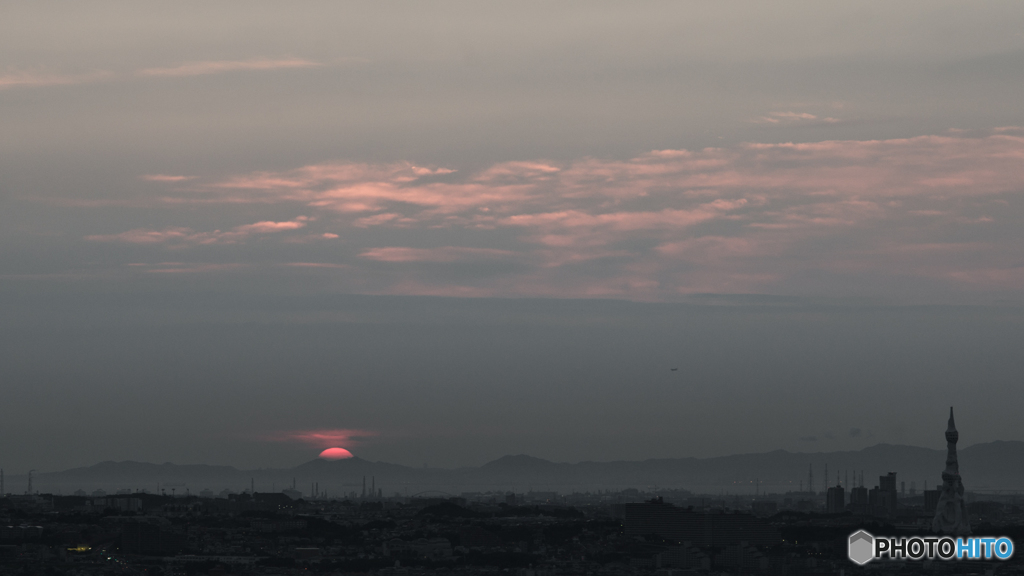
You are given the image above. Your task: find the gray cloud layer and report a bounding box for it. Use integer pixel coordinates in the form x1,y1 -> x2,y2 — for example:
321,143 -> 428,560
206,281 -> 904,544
2,1 -> 1024,471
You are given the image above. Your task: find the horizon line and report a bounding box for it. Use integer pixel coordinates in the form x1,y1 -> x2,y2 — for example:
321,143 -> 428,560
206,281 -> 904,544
12,439 -> 1021,476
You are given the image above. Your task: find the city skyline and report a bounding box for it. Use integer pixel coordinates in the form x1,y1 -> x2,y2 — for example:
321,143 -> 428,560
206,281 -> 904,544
7,430 -> 1024,496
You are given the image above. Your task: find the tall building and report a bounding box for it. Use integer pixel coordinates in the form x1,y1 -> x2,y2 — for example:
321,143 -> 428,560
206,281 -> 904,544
849,485 -> 869,515
879,472 -> 897,495
923,489 -> 941,515
826,484 -> 845,513
861,473 -> 898,518
932,407 -> 971,535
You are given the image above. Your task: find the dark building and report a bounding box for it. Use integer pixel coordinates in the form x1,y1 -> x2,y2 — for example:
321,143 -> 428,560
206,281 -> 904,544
624,498 -> 678,537
849,486 -> 869,515
880,472 -> 897,494
924,489 -> 941,516
866,473 -> 898,517
868,486 -> 897,517
624,498 -> 780,546
826,484 -> 845,513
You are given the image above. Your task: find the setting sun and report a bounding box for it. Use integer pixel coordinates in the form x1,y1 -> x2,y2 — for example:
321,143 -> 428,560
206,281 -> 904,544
318,447 -> 354,460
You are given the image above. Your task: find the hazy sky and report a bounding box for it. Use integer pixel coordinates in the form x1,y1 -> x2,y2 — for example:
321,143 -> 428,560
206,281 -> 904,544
2,2 -> 1024,472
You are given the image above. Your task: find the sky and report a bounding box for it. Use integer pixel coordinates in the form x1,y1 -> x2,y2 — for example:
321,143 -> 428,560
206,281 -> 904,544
2,1 -> 1024,472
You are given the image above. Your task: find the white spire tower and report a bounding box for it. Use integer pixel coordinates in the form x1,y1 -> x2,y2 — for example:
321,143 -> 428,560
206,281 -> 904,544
932,407 -> 971,535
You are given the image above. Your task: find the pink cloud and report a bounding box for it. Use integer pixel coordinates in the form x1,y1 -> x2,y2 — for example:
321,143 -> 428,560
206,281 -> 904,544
266,429 -> 377,449
359,247 -> 515,262
86,218 -> 310,245
91,130 -> 1024,300
752,111 -> 841,125
774,112 -> 817,120
503,201 -> 747,232
87,227 -> 195,244
138,58 -> 320,77
233,217 -> 309,234
143,174 -> 194,182
352,212 -> 402,227
0,69 -> 112,90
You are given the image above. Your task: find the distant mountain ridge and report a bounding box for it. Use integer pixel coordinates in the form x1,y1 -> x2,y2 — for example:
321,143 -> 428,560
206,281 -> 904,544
55,461 -> 240,480
12,441 -> 1024,495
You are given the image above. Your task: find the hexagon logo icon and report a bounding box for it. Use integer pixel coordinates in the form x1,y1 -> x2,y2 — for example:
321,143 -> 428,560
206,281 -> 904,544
848,530 -> 874,565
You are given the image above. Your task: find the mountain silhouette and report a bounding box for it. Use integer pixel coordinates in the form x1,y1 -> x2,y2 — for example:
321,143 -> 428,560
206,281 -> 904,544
15,441 -> 1024,495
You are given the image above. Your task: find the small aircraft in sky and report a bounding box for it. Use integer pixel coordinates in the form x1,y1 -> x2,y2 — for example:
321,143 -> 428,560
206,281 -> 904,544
670,368 -> 678,371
